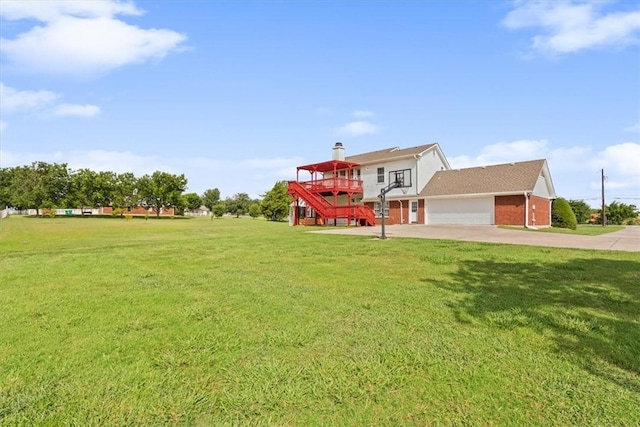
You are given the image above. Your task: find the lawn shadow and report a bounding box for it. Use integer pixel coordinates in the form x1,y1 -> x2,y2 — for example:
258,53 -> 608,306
431,257 -> 640,392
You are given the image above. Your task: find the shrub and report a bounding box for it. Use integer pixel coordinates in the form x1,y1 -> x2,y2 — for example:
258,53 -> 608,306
248,203 -> 261,219
603,201 -> 637,225
212,202 -> 225,218
552,198 -> 577,230
112,208 -> 124,217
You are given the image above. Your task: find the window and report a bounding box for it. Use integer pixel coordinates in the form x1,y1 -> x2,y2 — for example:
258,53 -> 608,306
306,207 -> 315,218
389,169 -> 411,187
374,201 -> 389,218
377,167 -> 385,183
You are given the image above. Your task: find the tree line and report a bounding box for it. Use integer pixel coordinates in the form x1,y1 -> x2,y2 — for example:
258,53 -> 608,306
553,198 -> 638,229
0,162 -> 292,221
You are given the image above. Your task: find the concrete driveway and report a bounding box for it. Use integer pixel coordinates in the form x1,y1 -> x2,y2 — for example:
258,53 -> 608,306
312,224 -> 640,252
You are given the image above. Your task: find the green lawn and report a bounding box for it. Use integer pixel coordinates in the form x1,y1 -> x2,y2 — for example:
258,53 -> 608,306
501,224 -> 626,235
1,216 -> 639,425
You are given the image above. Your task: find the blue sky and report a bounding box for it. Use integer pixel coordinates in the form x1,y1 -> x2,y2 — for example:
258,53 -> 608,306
1,0 -> 638,206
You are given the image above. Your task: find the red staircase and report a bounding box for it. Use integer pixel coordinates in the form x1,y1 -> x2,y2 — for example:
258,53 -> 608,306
288,180 -> 375,226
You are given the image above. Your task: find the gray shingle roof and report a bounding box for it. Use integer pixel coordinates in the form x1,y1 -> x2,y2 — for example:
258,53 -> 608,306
345,144 -> 436,164
421,159 -> 547,197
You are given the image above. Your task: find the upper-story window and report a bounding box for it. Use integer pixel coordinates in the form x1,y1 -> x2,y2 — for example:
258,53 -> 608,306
389,169 -> 411,187
377,167 -> 385,183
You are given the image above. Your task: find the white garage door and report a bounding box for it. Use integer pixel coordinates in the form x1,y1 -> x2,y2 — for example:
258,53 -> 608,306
426,197 -> 494,225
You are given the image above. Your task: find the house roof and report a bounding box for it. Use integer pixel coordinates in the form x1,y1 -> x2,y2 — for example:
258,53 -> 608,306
345,143 -> 436,164
421,159 -> 551,197
296,159 -> 361,173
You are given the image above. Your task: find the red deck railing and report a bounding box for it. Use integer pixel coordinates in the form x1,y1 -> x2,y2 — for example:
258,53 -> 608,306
297,178 -> 363,193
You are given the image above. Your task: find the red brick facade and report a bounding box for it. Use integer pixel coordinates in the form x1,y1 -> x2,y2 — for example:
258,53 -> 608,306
495,195 -> 550,226
495,195 -> 525,225
529,195 -> 551,227
367,200 -> 425,225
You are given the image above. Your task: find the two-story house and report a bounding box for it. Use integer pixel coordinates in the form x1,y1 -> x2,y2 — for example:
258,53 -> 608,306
287,142 -> 556,227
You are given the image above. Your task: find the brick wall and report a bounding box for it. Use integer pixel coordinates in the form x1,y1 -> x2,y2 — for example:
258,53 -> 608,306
367,200 -> 424,225
529,195 -> 550,226
417,199 -> 425,224
495,195 -> 551,226
495,195 -> 525,225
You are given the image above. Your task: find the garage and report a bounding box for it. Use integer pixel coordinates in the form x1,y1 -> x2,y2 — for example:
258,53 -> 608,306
426,196 -> 494,225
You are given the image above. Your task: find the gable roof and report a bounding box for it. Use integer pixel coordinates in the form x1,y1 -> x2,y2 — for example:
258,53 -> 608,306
345,143 -> 436,164
421,159 -> 552,197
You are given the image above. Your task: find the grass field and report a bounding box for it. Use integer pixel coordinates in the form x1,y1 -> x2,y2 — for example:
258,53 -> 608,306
1,216 -> 639,425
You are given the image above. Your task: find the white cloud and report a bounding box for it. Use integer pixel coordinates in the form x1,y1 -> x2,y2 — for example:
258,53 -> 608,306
591,142 -> 640,178
0,82 -> 101,124
503,0 -> 640,54
0,82 -> 58,111
338,121 -> 379,136
448,139 -> 551,168
0,1 -> 187,76
353,110 -> 374,118
52,104 -> 101,117
0,0 -> 142,21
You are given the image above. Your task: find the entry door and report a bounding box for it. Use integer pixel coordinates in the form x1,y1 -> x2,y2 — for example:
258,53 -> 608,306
410,200 -> 418,223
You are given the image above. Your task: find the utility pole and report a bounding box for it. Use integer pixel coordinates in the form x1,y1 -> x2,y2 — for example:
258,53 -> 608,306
601,169 -> 606,227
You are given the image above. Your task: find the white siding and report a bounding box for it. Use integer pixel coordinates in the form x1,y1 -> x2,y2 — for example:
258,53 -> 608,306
533,174 -> 550,198
416,149 -> 449,193
360,157 -> 418,199
426,197 -> 494,225
359,148 -> 448,200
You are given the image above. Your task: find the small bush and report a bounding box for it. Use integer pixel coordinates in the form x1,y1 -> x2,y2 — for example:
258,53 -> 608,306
248,203 -> 261,219
552,198 -> 577,230
112,208 -> 124,217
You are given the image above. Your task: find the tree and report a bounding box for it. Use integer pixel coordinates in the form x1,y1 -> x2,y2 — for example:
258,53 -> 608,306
70,169 -> 115,213
112,173 -> 139,215
183,193 -> 202,212
260,180 -> 290,221
212,202 -> 226,218
568,199 -> 591,224
0,167 -> 14,208
552,197 -> 577,230
248,203 -> 262,219
138,171 -> 187,217
202,188 -> 220,211
226,193 -> 251,218
10,162 -> 71,216
600,201 -> 638,225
